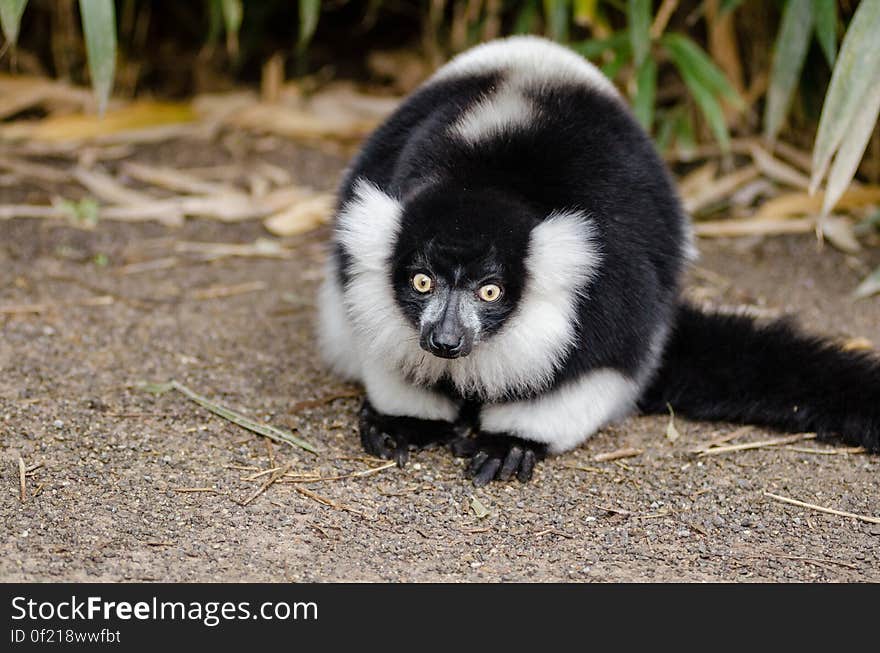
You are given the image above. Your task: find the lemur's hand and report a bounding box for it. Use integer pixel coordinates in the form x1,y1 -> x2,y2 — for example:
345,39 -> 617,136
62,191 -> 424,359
358,399 -> 458,467
450,432 -> 547,487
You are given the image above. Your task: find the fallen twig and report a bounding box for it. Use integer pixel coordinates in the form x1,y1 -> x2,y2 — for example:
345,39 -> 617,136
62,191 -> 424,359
189,281 -> 267,300
593,447 -> 643,462
171,487 -> 218,493
0,295 -> 115,315
241,464 -> 290,506
289,389 -> 362,412
763,492 -> 880,525
291,485 -> 367,518
18,457 -> 26,503
697,433 -> 815,456
690,426 -> 754,453
281,460 -> 396,483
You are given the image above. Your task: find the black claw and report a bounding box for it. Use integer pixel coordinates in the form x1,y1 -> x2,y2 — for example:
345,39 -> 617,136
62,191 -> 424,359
498,446 -> 523,481
394,442 -> 409,468
517,449 -> 537,483
467,451 -> 490,478
473,458 -> 502,487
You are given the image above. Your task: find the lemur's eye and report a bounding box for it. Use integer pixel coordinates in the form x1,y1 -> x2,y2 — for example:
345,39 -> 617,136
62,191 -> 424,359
477,283 -> 503,302
412,273 -> 434,293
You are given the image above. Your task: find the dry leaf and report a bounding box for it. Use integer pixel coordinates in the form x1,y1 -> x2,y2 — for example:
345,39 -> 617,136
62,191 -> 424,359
665,404 -> 680,442
820,215 -> 862,253
264,194 -> 334,236
470,496 -> 490,519
754,186 -> 880,220
695,216 -> 815,238
0,100 -> 196,142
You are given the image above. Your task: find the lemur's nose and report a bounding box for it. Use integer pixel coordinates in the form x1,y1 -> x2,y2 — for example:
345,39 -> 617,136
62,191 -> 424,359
427,332 -> 464,359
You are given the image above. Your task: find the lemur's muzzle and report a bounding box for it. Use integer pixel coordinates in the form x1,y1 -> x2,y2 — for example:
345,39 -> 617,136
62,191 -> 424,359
420,291 -> 474,359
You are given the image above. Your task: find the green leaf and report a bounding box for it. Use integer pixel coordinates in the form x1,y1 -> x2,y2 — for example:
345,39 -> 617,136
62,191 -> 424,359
763,0 -> 815,142
627,0 -> 651,68
543,0 -> 570,42
664,35 -> 733,150
633,56 -> 657,131
220,0 -> 243,56
298,0 -> 320,52
720,0 -> 746,15
600,42 -> 630,81
821,69 -> 880,217
674,110 -> 697,157
811,0 -> 880,193
513,0 -> 541,34
571,31 -> 629,59
662,33 -> 742,105
0,0 -> 27,46
654,107 -> 679,152
79,0 -> 116,116
812,0 -> 838,66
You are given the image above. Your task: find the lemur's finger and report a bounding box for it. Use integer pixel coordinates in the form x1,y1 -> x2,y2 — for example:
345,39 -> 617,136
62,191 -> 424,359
517,449 -> 537,482
498,446 -> 524,481
472,458 -> 502,487
466,451 -> 490,478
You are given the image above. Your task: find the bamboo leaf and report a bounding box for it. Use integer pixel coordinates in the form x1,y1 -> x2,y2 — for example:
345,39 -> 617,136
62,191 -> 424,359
79,0 -> 116,116
571,32 -> 629,59
141,380 -> 318,454
665,36 -> 731,150
812,0 -> 838,67
854,265 -> 880,299
513,0 -> 541,34
674,109 -> 696,156
627,0 -> 651,68
662,33 -> 742,105
220,0 -> 243,56
763,0 -> 814,142
543,0 -> 570,42
633,56 -> 657,131
821,69 -> 880,217
298,0 -> 320,52
811,0 -> 880,193
0,0 -> 27,46
720,0 -> 746,15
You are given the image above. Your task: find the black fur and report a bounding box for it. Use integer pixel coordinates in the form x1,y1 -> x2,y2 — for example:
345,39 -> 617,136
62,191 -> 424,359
639,304 -> 880,452
325,38 -> 880,484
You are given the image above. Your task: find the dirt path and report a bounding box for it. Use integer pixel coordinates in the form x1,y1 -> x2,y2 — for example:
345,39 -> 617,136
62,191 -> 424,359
2,136 -> 879,582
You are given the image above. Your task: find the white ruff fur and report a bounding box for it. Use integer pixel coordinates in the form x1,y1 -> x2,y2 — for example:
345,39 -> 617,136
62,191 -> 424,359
328,181 -> 603,402
479,369 -> 639,453
316,255 -> 362,381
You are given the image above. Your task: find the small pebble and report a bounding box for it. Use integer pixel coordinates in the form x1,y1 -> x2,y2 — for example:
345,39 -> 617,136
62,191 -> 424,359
53,419 -> 64,429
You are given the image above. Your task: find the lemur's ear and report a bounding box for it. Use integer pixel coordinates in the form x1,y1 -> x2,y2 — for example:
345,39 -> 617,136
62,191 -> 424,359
337,179 -> 403,272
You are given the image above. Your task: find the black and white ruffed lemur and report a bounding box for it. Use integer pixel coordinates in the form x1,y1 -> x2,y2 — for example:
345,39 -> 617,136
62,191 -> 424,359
316,36 -> 880,486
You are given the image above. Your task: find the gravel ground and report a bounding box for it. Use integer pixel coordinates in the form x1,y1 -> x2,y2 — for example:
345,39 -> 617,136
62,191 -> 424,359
2,135 -> 879,582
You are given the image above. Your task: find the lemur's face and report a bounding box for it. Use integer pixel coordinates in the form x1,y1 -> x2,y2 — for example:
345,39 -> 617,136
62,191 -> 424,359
391,189 -> 532,359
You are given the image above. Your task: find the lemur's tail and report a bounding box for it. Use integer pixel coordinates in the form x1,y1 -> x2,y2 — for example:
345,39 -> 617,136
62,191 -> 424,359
638,302 -> 880,452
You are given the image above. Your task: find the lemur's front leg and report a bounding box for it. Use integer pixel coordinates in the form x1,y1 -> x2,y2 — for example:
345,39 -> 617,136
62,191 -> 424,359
453,371 -> 638,485
358,364 -> 462,466
359,399 -> 460,466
